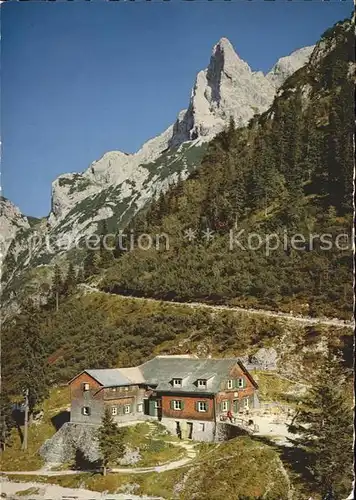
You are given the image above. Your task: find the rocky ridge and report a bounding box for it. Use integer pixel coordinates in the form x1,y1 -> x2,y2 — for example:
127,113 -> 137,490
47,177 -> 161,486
49,40 -> 313,227
2,39 -> 313,278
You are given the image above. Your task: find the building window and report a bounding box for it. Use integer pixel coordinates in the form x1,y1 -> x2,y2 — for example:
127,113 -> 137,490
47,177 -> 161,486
172,378 -> 182,387
111,406 -> 118,416
243,398 -> 249,409
198,423 -> 205,432
172,400 -> 182,410
82,406 -> 90,416
197,379 -> 207,388
124,386 -> 129,391
227,380 -> 233,389
238,378 -> 244,388
124,405 -> 131,414
154,400 -> 162,409
83,383 -> 90,391
111,387 -> 117,392
137,403 -> 143,413
221,401 -> 229,412
197,401 -> 208,412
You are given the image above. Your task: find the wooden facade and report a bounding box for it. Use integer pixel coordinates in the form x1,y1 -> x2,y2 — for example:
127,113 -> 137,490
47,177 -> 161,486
69,372 -> 146,424
68,356 -> 259,440
161,394 -> 215,421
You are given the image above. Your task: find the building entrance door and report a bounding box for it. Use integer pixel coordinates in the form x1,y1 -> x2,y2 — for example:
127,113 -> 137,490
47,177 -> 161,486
187,422 -> 193,439
233,399 -> 239,414
176,421 -> 182,439
143,399 -> 149,415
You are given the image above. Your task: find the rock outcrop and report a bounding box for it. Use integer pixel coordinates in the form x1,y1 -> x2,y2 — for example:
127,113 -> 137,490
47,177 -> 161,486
0,197 -> 30,264
249,348 -> 278,371
40,422 -> 142,466
266,46 -> 314,89
40,422 -> 100,464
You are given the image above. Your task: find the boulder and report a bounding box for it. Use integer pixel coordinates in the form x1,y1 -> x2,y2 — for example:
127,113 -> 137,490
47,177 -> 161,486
249,348 -> 278,370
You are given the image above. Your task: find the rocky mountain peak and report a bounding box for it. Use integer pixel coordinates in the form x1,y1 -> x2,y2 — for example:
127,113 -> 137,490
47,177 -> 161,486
211,37 -> 245,73
172,37 -> 276,145
36,37 -> 316,230
2,37 -> 316,269
215,36 -> 234,51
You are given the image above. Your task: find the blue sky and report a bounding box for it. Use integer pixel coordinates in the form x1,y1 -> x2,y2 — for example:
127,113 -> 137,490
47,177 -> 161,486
1,1 -> 352,217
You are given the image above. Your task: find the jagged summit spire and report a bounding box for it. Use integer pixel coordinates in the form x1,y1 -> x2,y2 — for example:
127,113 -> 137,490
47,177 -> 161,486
208,36 -> 247,82
169,36 -> 314,148
215,37 -> 235,51
211,37 -> 241,63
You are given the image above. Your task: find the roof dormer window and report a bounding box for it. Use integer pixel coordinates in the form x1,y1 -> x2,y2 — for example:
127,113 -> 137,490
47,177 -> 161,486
172,378 -> 182,387
197,379 -> 207,388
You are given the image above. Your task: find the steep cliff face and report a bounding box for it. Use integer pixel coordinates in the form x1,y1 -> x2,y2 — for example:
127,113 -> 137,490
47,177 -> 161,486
47,38 -> 312,231
0,197 -> 30,265
266,46 -> 314,89
3,37 -> 313,288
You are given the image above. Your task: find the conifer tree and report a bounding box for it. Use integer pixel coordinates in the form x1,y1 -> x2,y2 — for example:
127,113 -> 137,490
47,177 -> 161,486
283,91 -> 304,197
98,407 -> 125,476
306,107 -> 326,195
83,249 -> 99,278
271,100 -> 286,171
52,264 -> 63,292
326,107 -> 342,208
289,354 -> 353,498
226,116 -> 237,149
12,301 -> 48,416
0,392 -> 14,451
50,264 -> 63,310
98,220 -> 114,268
100,238 -> 114,269
63,262 -> 77,294
334,80 -> 353,214
113,231 -> 126,259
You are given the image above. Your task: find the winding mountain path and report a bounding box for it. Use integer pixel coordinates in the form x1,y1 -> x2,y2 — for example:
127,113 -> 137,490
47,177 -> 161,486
1,441 -> 197,477
79,284 -> 353,329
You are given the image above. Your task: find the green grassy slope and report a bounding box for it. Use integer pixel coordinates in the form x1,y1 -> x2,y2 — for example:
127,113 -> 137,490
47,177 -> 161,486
3,290 -> 352,391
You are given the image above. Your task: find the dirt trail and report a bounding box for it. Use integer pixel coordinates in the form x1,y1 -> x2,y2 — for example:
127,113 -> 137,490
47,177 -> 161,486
80,284 -> 353,329
1,441 -> 196,476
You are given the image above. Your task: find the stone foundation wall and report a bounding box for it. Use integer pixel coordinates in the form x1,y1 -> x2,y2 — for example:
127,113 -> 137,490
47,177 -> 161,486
160,417 -> 216,442
215,422 -> 248,441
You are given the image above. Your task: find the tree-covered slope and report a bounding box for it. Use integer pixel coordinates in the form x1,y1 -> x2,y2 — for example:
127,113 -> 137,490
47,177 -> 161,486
100,17 -> 354,319
2,288 -> 352,395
